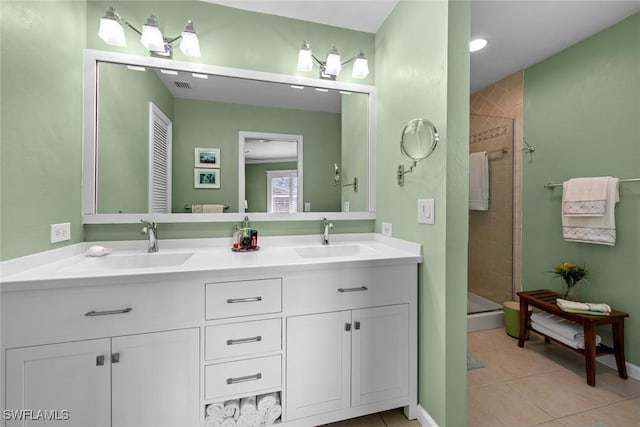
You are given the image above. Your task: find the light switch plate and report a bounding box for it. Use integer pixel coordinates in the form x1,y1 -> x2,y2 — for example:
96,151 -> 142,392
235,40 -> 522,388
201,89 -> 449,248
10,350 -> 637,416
418,199 -> 435,224
304,202 -> 311,212
381,222 -> 393,237
343,201 -> 350,212
50,222 -> 71,243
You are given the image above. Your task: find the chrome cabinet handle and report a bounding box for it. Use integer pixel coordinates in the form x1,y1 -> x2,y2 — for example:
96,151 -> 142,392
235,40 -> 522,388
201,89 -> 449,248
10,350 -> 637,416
354,321 -> 361,330
85,307 -> 132,317
226,373 -> 262,385
345,322 -> 352,332
226,336 -> 262,346
96,355 -> 105,366
226,297 -> 262,304
337,286 -> 368,293
111,353 -> 120,364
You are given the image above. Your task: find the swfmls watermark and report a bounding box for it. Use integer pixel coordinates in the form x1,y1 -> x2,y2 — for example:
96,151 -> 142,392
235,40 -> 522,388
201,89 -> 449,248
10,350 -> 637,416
3,409 -> 70,421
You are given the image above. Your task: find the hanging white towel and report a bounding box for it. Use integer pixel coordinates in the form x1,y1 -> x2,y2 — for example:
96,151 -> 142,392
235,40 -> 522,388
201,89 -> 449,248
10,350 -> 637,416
469,151 -> 489,211
562,177 -> 619,245
203,204 -> 225,213
562,176 -> 611,216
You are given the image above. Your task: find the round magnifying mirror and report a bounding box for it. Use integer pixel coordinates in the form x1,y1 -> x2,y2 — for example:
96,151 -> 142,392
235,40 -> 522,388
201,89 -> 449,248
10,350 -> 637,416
400,118 -> 439,161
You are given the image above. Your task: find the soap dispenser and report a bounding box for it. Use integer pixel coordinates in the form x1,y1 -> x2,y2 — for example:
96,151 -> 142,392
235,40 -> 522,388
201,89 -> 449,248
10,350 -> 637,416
232,224 -> 240,249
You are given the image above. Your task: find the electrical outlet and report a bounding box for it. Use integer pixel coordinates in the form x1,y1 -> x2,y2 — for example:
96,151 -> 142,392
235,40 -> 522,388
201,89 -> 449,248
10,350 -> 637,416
381,222 -> 393,237
304,202 -> 311,212
50,222 -> 71,243
418,199 -> 435,224
343,201 -> 350,212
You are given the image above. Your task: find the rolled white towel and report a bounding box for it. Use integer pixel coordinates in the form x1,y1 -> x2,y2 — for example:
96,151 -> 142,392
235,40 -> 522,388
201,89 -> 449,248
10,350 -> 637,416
257,392 -> 278,413
240,396 -> 257,418
204,416 -> 222,427
206,403 -> 225,420
224,399 -> 240,420
221,417 -> 237,427
236,414 -> 261,427
264,404 -> 282,425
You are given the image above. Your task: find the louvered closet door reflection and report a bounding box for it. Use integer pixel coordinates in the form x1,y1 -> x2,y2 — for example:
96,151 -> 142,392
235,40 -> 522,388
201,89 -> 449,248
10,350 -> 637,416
149,102 -> 172,213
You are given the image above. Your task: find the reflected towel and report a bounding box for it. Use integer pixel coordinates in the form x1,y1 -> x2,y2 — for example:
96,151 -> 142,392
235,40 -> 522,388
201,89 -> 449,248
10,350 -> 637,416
257,392 -> 278,413
562,177 -> 611,216
264,405 -> 282,425
204,416 -> 222,427
236,413 -> 262,427
562,177 -> 619,245
469,152 -> 489,211
203,204 -> 225,213
220,418 -> 237,427
239,396 -> 257,418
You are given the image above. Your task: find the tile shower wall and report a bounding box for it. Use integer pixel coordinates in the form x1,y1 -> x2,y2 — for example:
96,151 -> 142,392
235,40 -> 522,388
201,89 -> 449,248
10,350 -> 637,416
470,72 -> 524,299
468,115 -> 514,305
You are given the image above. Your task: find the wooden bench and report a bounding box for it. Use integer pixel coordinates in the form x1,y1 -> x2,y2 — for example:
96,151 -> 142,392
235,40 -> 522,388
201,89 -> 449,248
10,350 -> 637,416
517,289 -> 628,386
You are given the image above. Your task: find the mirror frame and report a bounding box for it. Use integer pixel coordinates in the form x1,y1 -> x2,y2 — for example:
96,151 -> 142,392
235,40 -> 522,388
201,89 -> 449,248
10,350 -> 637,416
82,49 -> 376,224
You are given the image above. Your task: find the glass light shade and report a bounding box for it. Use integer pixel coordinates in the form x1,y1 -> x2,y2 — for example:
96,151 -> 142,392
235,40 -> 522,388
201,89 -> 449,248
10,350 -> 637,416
180,32 -> 201,57
140,15 -> 165,52
325,46 -> 341,76
98,11 -> 126,47
352,54 -> 369,79
297,42 -> 313,72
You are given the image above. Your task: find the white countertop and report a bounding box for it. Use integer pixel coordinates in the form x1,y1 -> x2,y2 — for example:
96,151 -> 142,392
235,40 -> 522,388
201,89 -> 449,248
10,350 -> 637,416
1,233 -> 421,291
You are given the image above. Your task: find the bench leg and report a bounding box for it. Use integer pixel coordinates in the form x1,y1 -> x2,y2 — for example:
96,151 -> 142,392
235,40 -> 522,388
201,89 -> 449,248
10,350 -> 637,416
584,322 -> 597,386
518,299 -> 528,348
612,320 -> 628,380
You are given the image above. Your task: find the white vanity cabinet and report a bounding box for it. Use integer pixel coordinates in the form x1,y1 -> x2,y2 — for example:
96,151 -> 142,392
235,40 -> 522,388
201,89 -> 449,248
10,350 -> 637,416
5,328 -> 199,427
2,278 -> 202,427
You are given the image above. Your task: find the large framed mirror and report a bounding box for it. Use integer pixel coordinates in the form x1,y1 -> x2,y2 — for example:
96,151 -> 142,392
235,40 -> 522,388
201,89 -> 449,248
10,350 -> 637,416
82,50 -> 376,224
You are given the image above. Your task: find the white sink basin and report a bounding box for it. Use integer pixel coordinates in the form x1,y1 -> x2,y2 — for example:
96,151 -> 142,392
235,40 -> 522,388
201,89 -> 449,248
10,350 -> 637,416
60,252 -> 194,272
295,245 -> 361,259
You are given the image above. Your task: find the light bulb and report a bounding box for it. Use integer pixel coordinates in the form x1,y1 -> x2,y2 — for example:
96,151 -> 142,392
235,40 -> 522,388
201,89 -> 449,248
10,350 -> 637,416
98,8 -> 126,47
325,46 -> 341,76
297,41 -> 313,72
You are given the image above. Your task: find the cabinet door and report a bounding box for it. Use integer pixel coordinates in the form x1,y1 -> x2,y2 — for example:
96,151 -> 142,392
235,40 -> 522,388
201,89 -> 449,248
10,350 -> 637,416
111,328 -> 199,427
352,304 -> 409,406
5,339 -> 111,427
286,311 -> 351,420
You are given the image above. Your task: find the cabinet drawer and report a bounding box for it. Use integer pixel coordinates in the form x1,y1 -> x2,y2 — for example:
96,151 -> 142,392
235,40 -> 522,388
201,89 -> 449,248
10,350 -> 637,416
205,355 -> 281,400
205,278 -> 282,320
205,318 -> 281,361
2,280 -> 201,348
283,266 -> 415,315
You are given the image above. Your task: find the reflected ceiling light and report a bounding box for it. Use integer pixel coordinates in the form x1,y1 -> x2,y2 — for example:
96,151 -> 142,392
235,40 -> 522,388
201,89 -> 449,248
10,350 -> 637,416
315,88 -> 329,92
126,65 -> 146,72
339,91 -> 352,95
160,69 -> 178,75
469,38 -> 488,52
192,73 -> 208,79
98,7 -> 201,58
297,41 -> 369,81
290,85 -> 305,90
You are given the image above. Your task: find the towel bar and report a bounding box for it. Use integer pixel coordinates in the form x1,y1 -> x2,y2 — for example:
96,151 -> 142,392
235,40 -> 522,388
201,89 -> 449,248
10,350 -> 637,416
544,178 -> 640,189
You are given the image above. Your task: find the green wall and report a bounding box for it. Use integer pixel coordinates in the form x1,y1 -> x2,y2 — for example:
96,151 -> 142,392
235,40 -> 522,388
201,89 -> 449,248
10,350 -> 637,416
375,1 -> 469,425
341,93 -> 369,212
522,12 -> 640,365
245,162 -> 297,213
97,63 -> 174,213
172,99 -> 341,214
0,0 -> 87,260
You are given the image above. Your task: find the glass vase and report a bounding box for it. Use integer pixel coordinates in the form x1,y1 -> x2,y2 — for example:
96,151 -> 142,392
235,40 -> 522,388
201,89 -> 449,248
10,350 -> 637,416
562,282 -> 580,301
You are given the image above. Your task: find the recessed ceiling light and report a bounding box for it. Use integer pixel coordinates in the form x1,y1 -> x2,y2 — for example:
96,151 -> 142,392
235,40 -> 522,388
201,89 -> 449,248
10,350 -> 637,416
160,69 -> 178,75
339,91 -> 352,95
192,73 -> 208,79
126,65 -> 146,72
469,38 -> 488,52
315,88 -> 329,92
290,85 -> 304,90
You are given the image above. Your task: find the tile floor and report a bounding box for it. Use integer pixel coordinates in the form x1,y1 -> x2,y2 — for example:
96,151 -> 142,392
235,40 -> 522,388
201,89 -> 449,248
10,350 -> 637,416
323,328 -> 640,426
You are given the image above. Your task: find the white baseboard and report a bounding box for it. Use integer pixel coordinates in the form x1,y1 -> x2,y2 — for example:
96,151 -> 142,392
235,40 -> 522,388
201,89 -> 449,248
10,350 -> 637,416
467,310 -> 504,332
597,355 -> 640,381
417,404 -> 439,427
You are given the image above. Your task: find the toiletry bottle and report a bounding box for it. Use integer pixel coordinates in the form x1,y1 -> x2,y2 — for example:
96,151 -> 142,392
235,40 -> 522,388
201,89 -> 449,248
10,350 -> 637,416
250,229 -> 258,249
232,225 -> 240,249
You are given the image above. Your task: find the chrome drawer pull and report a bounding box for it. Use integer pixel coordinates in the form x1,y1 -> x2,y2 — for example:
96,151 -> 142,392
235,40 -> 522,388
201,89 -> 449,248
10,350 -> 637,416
226,336 -> 262,346
85,307 -> 132,317
337,286 -> 368,293
226,297 -> 262,304
226,373 -> 262,385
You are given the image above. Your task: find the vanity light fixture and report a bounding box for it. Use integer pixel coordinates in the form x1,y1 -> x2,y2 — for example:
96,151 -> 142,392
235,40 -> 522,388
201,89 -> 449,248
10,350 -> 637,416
469,38 -> 488,52
297,41 -> 369,80
98,7 -> 201,58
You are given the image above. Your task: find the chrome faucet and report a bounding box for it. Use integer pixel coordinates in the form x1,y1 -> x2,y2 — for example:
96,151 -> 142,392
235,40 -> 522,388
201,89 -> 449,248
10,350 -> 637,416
322,217 -> 333,245
141,220 -> 158,253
